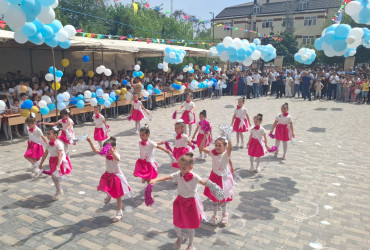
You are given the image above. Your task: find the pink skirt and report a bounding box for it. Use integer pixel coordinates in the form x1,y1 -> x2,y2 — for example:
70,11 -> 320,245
94,127 -> 108,141
233,118 -> 248,132
248,138 -> 265,157
58,130 -> 70,144
97,171 -> 130,199
172,147 -> 189,168
173,195 -> 202,229
196,133 -> 211,148
134,159 -> 158,180
275,124 -> 290,141
132,109 -> 144,121
181,110 -> 196,125
204,170 -> 233,203
24,141 -> 44,160
49,156 -> 72,176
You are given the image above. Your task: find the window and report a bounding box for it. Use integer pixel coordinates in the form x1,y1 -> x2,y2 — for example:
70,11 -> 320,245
223,21 -> 232,31
262,19 -> 273,29
304,16 -> 317,26
253,4 -> 261,14
298,0 -> 308,10
302,36 -> 315,45
282,18 -> 294,27
252,21 -> 256,31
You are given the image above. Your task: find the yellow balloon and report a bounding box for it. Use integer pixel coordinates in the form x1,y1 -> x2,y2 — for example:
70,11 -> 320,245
115,90 -> 121,95
30,106 -> 39,113
20,85 -> 28,93
170,86 -> 174,91
118,95 -> 125,101
236,68 -> 240,72
88,70 -> 94,78
167,68 -> 171,73
194,65 -> 199,70
62,59 -> 70,68
178,82 -> 182,85
76,69 -> 83,77
140,73 -> 145,79
52,82 -> 61,90
21,109 -> 30,117
121,88 -> 127,95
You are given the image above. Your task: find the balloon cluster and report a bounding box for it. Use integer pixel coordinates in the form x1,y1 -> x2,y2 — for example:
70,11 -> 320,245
158,61 -> 170,72
314,24 -> 363,57
201,65 -> 212,74
45,66 -> 62,83
96,65 -> 112,76
163,47 -> 186,64
1,0 -> 76,48
38,95 -> 55,115
294,48 -> 316,65
19,99 -> 38,117
362,27 -> 370,48
132,64 -> 144,78
183,65 -> 195,74
345,0 -> 370,25
209,46 -> 218,57
256,44 -> 277,62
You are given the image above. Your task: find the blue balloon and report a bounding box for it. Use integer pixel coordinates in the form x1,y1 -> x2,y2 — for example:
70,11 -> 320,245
49,66 -> 56,74
97,98 -> 105,105
147,90 -> 153,95
77,94 -> 84,100
325,25 -> 336,34
249,43 -> 256,51
164,56 -> 171,63
229,54 -> 237,63
143,97 -> 148,100
109,92 -> 116,98
40,107 -> 49,115
21,0 -> 42,22
332,39 -> 347,52
91,92 -> 97,98
47,20 -> 62,33
334,24 -> 351,39
57,102 -> 66,110
214,66 -> 219,70
104,100 -> 111,108
29,32 -> 43,45
21,100 -> 33,109
294,54 -> 301,62
57,94 -> 65,102
246,49 -> 252,57
138,71 -> 143,77
55,70 -> 63,78
175,84 -> 181,90
47,103 -> 56,111
59,40 -> 71,49
76,100 -> 85,109
96,89 -> 104,97
165,47 -> 172,54
45,37 -> 58,47
205,69 -> 210,74
40,0 -> 56,6
22,23 -> 37,36
70,97 -> 78,105
237,48 -> 246,57
323,31 -> 335,44
82,55 -> 90,62
122,80 -> 128,85
133,71 -> 139,77
147,84 -> 153,90
216,43 -> 226,53
189,69 -> 194,74
314,38 -> 323,50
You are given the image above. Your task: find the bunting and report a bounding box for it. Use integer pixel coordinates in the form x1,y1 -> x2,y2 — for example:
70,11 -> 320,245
332,0 -> 352,23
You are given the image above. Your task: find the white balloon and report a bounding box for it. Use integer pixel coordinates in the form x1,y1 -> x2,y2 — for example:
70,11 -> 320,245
56,29 -> 68,42
346,36 -> 356,44
63,92 -> 70,100
301,55 -> 308,61
0,100 -> 5,111
104,69 -> 112,76
4,5 -> 26,31
345,1 -> 361,16
96,66 -> 104,74
298,48 -> 306,55
63,25 -> 76,38
179,75 -> 184,80
179,88 -> 185,94
0,0 -> 9,16
251,50 -> 261,60
41,95 -> 52,104
169,52 -> 176,58
142,91 -> 149,98
163,61 -> 168,67
45,73 -> 54,81
84,90 -> 92,98
124,93 -> 132,101
37,6 -> 55,24
223,36 -> 233,48
243,57 -> 253,66
134,65 -> 140,71
90,98 -> 98,106
51,0 -> 59,8
55,77 -> 61,82
232,38 -> 242,50
38,100 -> 47,108
349,28 -> 364,40
14,31 -> 28,44
102,93 -> 109,100
163,66 -> 169,72
183,68 -> 188,73
202,66 -> 206,71
219,51 -> 229,62
241,39 -> 250,50
188,66 -> 193,71
217,68 -> 222,72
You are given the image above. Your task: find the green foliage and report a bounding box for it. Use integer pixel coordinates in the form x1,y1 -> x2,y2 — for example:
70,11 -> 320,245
270,31 -> 298,66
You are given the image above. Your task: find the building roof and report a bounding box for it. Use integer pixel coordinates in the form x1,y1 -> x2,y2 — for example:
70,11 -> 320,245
215,0 -> 339,19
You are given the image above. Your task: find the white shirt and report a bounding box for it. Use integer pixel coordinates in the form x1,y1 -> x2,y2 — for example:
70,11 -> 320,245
175,134 -> 189,148
250,126 -> 266,140
294,75 -> 300,84
132,100 -> 143,110
253,74 -> 261,84
46,139 -> 64,157
171,171 -> 201,198
234,106 -> 248,120
182,101 -> 195,111
104,152 -> 121,173
246,76 -> 253,86
139,139 -> 157,161
209,151 -> 230,176
285,77 -> 294,87
262,77 -> 269,85
276,114 -> 293,125
100,80 -> 110,88
329,75 -> 339,84
110,80 -> 120,89
28,126 -> 44,145
92,114 -> 105,128
59,117 -> 74,131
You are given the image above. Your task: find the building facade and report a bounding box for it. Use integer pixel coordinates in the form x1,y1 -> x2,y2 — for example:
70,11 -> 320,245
213,0 -> 340,45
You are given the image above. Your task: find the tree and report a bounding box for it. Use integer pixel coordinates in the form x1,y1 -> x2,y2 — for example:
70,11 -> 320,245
270,31 -> 298,66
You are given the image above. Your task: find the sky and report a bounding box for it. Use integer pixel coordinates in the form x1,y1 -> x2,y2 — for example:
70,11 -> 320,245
143,0 -> 252,20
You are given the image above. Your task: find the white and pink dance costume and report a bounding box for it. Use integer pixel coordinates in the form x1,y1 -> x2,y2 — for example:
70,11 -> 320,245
93,113 -> 108,142
24,126 -> 45,162
97,152 -> 131,199
172,133 -> 190,169
134,140 -> 158,180
203,150 -> 234,202
195,121 -> 212,148
45,139 -> 72,176
248,126 -> 267,157
233,105 -> 249,132
58,117 -> 75,154
131,100 -> 145,121
171,171 -> 205,244
180,101 -> 196,125
274,113 -> 293,141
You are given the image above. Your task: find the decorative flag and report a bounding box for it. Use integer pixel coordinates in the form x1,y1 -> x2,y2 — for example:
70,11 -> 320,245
132,3 -> 138,14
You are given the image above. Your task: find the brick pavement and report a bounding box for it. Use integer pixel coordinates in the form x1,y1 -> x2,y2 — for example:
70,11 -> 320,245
0,96 -> 369,250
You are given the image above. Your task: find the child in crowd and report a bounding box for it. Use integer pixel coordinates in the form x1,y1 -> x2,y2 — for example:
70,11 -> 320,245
38,127 -> 72,201
129,93 -> 150,134
87,136 -> 131,223
231,97 -> 251,148
10,98 -> 21,137
24,117 -> 47,177
314,81 -> 324,100
41,109 -> 75,156
175,94 -> 196,136
134,125 -> 171,183
93,105 -> 109,149
192,110 -> 212,159
150,153 -> 207,250
270,103 -> 295,160
247,114 -> 270,173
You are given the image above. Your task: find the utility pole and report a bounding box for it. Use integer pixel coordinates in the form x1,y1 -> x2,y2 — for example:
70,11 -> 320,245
171,0 -> 173,14
209,12 -> 215,43
285,0 -> 295,34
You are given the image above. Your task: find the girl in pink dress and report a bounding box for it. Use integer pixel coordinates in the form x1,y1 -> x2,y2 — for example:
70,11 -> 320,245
38,127 -> 72,201
42,109 -> 75,156
231,97 -> 251,148
175,94 -> 196,136
24,117 -> 47,177
270,103 -> 295,160
92,105 -> 109,149
150,153 -> 207,250
134,125 -> 171,183
192,110 -> 212,159
87,136 -> 131,223
170,120 -> 194,170
247,114 -> 270,173
200,137 -> 235,226
129,93 -> 150,134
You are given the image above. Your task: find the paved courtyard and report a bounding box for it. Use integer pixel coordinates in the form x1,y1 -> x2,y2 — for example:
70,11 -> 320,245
0,96 -> 369,250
